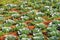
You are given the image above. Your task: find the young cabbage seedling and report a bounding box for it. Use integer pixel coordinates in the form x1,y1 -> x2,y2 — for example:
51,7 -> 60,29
5,35 -> 16,40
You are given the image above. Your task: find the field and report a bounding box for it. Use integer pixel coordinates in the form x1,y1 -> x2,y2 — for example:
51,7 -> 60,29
0,0 -> 60,40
